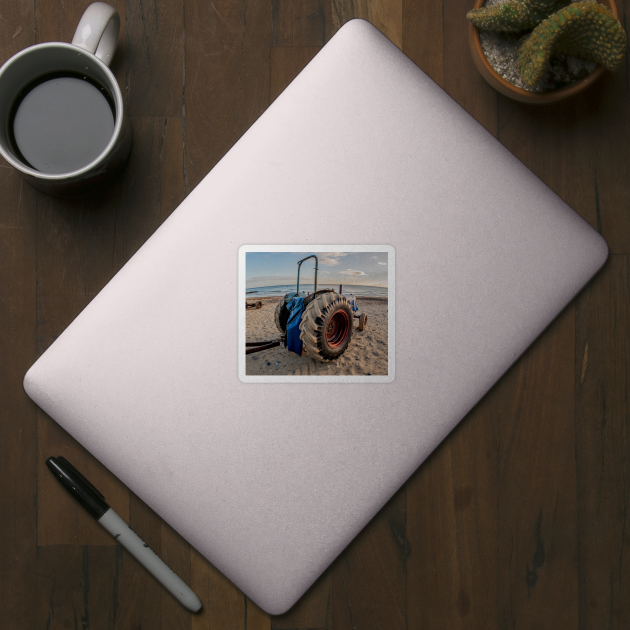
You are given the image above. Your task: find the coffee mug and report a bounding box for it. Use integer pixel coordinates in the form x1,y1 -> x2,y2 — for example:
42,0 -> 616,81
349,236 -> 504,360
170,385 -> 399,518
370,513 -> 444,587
0,2 -> 132,197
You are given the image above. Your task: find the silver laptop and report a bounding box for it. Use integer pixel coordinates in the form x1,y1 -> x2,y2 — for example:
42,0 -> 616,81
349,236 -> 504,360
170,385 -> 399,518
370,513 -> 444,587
24,19 -> 607,614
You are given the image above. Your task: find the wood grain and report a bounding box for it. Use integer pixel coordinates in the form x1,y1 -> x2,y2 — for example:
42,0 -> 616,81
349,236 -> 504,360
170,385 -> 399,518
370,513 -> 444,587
583,72 -> 630,254
112,116 -> 185,270
0,5 -> 38,629
184,0 -> 271,192
576,256 -> 630,629
36,545 -> 119,630
0,154 -> 38,630
407,392 -> 499,629
403,0 -> 444,88
332,0 -> 402,48
497,304 -> 579,629
443,0 -> 497,131
189,551 -> 271,630
126,0 -> 184,117
271,0 -> 331,46
190,548 -> 247,630
331,486 -> 408,630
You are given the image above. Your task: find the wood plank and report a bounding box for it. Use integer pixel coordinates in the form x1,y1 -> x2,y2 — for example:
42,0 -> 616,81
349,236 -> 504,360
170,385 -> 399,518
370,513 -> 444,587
36,0 -> 124,45
34,186 -> 121,355
331,0 -> 402,49
112,116 -> 185,270
402,0 -> 444,88
492,61 -> 615,630
36,545 -> 118,630
0,5 -> 38,629
497,305 -> 578,628
271,0 -> 332,46
407,391 -> 499,629
247,599 -> 271,630
190,548 -> 247,630
0,0 -> 36,56
159,117 -> 187,220
496,97 -> 598,224
331,486 -> 407,630
271,573 -> 332,629
443,0 -> 497,131
126,0 -> 183,116
575,256 -> 630,629
492,34 -> 625,627
184,0 -> 272,192
270,47 -> 321,103
0,131 -> 38,630
583,72 -> 630,254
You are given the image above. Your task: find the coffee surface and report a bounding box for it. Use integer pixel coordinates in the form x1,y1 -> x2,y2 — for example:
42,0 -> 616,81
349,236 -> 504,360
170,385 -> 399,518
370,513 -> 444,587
12,74 -> 115,174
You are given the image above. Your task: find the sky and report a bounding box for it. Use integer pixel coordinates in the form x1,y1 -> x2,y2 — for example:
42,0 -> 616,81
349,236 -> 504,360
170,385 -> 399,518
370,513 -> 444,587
245,251 -> 389,289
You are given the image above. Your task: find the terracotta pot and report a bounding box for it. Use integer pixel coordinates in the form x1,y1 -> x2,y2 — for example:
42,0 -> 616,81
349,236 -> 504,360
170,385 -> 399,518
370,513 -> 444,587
468,0 -> 619,103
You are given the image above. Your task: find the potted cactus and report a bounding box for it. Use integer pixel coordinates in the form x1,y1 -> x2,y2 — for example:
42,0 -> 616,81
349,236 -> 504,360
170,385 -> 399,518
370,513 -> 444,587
467,0 -> 627,103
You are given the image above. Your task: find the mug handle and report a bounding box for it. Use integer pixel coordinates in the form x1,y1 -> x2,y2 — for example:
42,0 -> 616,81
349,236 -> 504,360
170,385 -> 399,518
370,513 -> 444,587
71,2 -> 120,67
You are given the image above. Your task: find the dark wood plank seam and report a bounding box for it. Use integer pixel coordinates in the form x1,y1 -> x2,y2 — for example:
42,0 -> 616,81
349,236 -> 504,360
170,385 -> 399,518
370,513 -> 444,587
182,1 -> 187,196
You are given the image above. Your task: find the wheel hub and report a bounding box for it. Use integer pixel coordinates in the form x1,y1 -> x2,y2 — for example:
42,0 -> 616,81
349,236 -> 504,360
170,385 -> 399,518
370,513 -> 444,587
326,310 -> 350,348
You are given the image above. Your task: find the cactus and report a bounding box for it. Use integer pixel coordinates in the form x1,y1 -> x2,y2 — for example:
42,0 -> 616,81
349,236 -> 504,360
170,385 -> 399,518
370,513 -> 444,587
516,1 -> 627,85
467,0 -> 568,33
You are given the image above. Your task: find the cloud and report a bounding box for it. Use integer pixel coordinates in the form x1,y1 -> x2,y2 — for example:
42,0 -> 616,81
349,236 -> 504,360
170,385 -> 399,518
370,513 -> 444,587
378,262 -> 386,265
319,252 -> 348,266
340,269 -> 368,276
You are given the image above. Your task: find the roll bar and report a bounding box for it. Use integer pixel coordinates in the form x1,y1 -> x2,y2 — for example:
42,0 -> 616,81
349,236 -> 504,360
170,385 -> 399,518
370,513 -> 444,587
296,255 -> 318,295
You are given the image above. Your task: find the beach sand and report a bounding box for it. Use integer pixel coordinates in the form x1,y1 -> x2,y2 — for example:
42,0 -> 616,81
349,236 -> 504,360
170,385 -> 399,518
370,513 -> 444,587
245,296 -> 388,376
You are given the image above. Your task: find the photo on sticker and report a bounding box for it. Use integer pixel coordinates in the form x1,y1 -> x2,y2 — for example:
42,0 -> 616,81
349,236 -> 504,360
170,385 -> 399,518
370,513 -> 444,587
245,249 -> 389,377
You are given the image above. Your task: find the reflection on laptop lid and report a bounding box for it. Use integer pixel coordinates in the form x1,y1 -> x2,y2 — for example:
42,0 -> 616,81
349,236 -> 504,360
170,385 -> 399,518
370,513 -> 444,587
24,19 -> 607,614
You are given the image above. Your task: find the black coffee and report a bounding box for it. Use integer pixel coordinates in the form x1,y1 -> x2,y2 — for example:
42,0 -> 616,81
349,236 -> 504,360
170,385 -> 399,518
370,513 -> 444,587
10,73 -> 115,174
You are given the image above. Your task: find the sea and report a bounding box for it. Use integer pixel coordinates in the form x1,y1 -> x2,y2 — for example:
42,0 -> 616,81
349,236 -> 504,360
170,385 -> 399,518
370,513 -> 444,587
245,283 -> 388,298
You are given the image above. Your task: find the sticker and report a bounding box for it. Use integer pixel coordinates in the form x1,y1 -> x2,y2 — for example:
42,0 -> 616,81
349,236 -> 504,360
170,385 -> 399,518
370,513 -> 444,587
238,245 -> 394,383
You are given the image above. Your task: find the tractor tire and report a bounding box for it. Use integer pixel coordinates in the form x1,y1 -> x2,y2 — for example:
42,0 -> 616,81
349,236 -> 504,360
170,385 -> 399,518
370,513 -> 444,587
275,300 -> 288,334
358,312 -> 367,331
300,292 -> 353,361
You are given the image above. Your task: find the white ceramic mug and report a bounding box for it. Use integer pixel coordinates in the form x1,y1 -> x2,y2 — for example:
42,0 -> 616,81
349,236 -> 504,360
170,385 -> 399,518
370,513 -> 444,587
0,2 -> 131,197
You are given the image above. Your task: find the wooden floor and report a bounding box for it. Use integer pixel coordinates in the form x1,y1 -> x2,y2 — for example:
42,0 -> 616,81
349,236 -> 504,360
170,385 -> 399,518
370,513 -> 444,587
1,0 -> 629,628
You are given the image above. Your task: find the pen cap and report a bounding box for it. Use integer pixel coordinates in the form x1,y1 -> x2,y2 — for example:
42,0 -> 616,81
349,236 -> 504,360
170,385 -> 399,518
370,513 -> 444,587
46,456 -> 110,519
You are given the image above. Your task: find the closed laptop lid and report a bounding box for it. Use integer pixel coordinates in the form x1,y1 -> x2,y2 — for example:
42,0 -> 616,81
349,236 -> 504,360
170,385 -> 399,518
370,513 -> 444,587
24,19 -> 607,614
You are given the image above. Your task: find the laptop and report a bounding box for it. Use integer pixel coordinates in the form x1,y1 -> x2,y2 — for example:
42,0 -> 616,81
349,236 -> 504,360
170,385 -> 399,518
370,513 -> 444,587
23,19 -> 608,614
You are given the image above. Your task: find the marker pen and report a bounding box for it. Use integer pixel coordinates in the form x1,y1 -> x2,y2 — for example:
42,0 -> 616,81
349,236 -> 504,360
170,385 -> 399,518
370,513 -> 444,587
46,456 -> 202,613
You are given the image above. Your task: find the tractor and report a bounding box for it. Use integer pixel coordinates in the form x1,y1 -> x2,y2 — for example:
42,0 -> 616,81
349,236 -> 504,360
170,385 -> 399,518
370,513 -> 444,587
246,255 -> 367,362
272,255 -> 368,361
